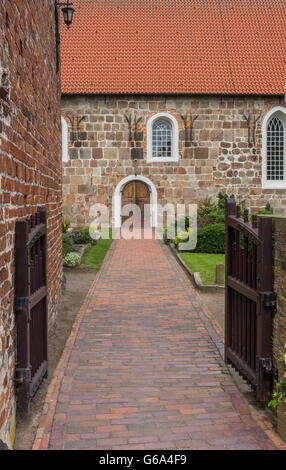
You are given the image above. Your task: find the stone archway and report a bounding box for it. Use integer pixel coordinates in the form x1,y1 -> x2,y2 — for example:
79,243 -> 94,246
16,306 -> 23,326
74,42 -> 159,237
113,175 -> 158,228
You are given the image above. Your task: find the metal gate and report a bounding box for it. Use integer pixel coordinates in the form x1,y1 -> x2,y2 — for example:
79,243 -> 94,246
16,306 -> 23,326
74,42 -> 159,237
225,198 -> 276,402
14,207 -> 48,413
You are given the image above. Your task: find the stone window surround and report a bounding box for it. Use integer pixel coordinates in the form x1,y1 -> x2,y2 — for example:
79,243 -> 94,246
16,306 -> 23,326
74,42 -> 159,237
61,116 -> 69,162
262,106 -> 286,190
147,112 -> 179,163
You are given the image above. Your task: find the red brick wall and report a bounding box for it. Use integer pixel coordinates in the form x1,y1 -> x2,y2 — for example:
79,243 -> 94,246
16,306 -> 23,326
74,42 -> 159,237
272,216 -> 286,441
0,0 -> 62,447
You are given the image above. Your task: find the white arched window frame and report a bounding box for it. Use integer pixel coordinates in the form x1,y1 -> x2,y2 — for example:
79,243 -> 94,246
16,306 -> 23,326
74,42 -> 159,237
147,113 -> 179,163
262,106 -> 286,189
61,117 -> 69,162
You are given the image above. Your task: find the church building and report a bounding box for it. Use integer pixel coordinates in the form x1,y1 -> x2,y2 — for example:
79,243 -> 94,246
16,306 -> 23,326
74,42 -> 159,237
60,0 -> 286,228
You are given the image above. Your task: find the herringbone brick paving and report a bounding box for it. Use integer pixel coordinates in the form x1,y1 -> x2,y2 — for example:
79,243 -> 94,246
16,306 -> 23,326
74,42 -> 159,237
36,236 -> 281,450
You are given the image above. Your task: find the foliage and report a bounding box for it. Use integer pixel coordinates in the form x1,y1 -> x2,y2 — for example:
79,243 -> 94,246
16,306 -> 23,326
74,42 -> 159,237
255,201 -> 273,216
63,252 -> 80,267
197,193 -> 235,228
197,197 -> 217,228
173,228 -> 192,248
193,223 -> 225,254
165,194 -> 274,255
268,354 -> 286,410
217,192 -> 234,210
63,233 -> 74,257
163,217 -> 190,241
62,219 -> 71,233
62,223 -> 103,259
172,223 -> 225,253
65,227 -> 95,245
265,201 -> 273,213
248,202 -> 273,224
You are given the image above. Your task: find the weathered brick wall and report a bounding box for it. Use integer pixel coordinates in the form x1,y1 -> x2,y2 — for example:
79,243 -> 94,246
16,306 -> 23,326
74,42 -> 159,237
0,0 -> 62,448
273,217 -> 286,377
62,94 -> 286,226
272,216 -> 286,440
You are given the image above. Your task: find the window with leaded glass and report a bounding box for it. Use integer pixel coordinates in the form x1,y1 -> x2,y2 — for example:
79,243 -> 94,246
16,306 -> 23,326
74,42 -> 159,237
262,107 -> 286,189
267,116 -> 285,181
147,113 -> 178,162
152,119 -> 172,158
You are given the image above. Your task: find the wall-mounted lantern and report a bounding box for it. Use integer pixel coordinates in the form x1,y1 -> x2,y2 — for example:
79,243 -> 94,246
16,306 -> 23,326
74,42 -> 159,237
55,1 -> 75,72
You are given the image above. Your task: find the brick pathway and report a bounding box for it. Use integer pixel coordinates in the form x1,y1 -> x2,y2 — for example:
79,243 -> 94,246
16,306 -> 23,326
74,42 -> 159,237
34,236 -> 282,450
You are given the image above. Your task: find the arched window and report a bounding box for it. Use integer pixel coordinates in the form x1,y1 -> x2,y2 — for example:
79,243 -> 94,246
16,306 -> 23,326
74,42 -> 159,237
262,107 -> 286,189
147,113 -> 179,162
61,117 -> 69,162
152,120 -> 172,158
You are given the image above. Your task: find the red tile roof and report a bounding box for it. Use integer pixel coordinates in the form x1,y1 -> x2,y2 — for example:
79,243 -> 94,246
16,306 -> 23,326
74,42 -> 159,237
61,0 -> 286,95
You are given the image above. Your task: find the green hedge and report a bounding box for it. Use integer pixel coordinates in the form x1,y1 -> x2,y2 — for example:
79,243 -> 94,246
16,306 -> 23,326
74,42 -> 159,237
193,223 -> 225,254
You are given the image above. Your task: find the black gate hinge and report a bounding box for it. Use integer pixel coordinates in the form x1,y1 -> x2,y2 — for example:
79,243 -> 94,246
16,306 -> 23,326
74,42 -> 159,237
259,291 -> 277,312
258,356 -> 278,380
14,366 -> 31,385
14,297 -> 31,321
15,297 -> 29,311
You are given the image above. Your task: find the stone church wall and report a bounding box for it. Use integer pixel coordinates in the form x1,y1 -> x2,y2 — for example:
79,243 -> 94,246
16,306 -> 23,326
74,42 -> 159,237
62,94 -> 286,227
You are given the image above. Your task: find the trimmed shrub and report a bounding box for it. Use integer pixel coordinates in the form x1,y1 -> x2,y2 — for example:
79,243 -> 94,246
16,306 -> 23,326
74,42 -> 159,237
193,223 -> 225,254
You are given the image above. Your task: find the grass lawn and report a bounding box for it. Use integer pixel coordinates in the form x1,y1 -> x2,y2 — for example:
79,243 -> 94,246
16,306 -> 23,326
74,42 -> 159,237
179,252 -> 225,285
81,232 -> 113,271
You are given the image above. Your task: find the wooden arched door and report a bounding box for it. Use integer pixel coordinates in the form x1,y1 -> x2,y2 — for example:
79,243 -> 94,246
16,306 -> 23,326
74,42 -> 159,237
121,180 -> 150,228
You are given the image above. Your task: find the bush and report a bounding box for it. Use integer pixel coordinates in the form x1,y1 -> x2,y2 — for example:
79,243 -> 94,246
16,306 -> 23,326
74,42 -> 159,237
197,193 -> 235,228
197,197 -> 217,228
65,227 -> 94,245
173,228 -> 191,249
63,252 -> 80,267
193,223 -> 225,254
214,207 -> 225,224
164,217 -> 190,241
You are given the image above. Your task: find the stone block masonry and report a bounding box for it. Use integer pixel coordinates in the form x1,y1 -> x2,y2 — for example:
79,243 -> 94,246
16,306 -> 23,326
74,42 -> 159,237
0,0 -> 62,448
62,94 -> 286,227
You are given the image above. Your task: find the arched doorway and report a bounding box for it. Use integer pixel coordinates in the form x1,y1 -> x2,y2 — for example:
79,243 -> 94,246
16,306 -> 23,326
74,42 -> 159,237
113,175 -> 158,228
121,180 -> 150,228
